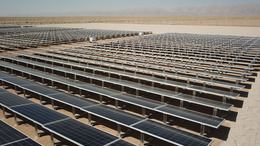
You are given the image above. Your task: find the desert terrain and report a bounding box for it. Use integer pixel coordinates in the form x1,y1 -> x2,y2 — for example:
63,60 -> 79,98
39,23 -> 260,37
1,16 -> 260,27
0,17 -> 260,146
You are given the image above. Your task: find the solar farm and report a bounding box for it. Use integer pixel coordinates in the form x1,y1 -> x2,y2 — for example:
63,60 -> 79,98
0,25 -> 260,146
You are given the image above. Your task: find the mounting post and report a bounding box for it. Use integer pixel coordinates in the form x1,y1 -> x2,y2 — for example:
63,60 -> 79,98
180,100 -> 184,108
163,114 -> 167,123
213,108 -> 217,116
115,100 -> 119,108
175,87 -> 178,92
140,133 -> 145,146
142,108 -> 146,116
161,95 -> 165,102
88,114 -> 92,124
117,124 -> 121,137
200,125 -> 205,136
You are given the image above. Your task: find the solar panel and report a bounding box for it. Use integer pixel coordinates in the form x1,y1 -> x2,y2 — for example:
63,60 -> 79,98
175,93 -> 233,110
0,120 -> 40,146
0,120 -> 27,145
22,84 -> 59,95
33,49 -> 244,88
41,48 -> 247,82
47,93 -> 98,108
113,93 -> 162,109
107,139 -> 134,146
1,77 -> 34,86
0,62 -> 226,128
156,105 -> 224,128
83,104 -> 145,126
0,60 -> 234,111
0,60 -> 223,145
0,88 -> 8,93
8,52 -> 238,99
5,139 -> 41,146
79,84 -> 122,96
190,85 -> 239,98
44,119 -> 119,146
0,27 -> 146,50
133,120 -> 212,146
11,104 -> 68,125
0,72 -> 15,78
1,54 -> 241,99
0,89 -> 133,145
0,92 -> 33,107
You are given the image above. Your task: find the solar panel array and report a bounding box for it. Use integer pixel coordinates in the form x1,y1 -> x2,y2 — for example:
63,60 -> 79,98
0,25 -> 33,29
0,86 -> 133,146
0,26 -> 150,51
0,31 -> 259,146
0,119 -> 41,146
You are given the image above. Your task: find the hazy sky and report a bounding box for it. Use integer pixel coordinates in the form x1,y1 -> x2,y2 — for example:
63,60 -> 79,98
0,0 -> 259,16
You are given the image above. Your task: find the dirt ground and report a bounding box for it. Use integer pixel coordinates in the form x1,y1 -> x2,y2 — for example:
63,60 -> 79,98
1,16 -> 260,27
220,74 -> 260,146
38,23 -> 260,37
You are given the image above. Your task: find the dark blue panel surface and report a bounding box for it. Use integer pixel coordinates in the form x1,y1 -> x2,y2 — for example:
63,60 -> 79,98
133,120 -> 212,146
0,92 -> 33,107
109,139 -> 134,146
23,84 -> 59,95
11,104 -> 68,125
45,119 -> 118,146
0,120 -> 27,145
6,139 -> 41,146
2,77 -> 33,86
114,93 -> 162,109
157,105 -> 224,128
47,93 -> 98,108
0,72 -> 14,79
0,88 -> 7,93
0,120 -> 40,146
84,104 -> 144,125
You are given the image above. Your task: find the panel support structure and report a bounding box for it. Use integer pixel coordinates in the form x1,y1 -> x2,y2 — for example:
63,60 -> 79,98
213,108 -> 217,116
200,125 -> 205,136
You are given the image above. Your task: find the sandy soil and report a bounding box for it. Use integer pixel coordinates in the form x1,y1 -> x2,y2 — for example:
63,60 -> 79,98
38,23 -> 260,37
220,74 -> 260,146
1,16 -> 260,27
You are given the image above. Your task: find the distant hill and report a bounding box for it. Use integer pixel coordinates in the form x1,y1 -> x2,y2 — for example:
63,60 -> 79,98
65,4 -> 260,17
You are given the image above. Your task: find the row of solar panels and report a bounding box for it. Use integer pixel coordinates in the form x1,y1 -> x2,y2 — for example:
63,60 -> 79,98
0,27 -> 150,51
0,71 -> 212,146
0,41 -> 243,145
2,51 -> 234,110
0,25 -> 33,29
125,33 -> 258,48
54,46 -> 251,82
0,54 -> 225,128
91,43 -> 259,68
0,27 -> 80,35
17,49 -> 246,91
29,48 -> 241,98
0,120 -> 41,146
1,32 -> 259,145
0,76 -> 135,146
97,33 -> 260,65
82,44 -> 257,72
